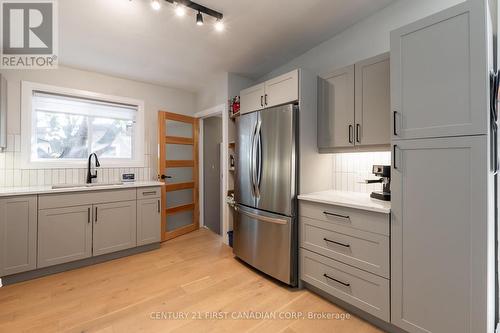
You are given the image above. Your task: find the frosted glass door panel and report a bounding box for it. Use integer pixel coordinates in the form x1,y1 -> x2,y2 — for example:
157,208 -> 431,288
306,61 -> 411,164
166,189 -> 193,208
165,167 -> 193,184
166,144 -> 193,160
167,211 -> 194,232
166,120 -> 193,138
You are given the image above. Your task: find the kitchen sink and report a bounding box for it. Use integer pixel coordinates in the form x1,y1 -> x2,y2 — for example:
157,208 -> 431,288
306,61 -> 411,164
51,182 -> 124,189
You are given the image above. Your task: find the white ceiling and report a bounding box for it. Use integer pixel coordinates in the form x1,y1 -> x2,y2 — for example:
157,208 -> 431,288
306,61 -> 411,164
59,0 -> 395,92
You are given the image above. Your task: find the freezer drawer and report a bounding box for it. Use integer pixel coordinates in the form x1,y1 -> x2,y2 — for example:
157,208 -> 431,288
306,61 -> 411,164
233,205 -> 296,285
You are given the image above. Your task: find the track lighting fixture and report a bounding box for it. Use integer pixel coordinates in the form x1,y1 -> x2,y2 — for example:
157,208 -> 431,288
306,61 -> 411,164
196,11 -> 204,26
151,0 -> 161,10
214,19 -> 224,31
174,2 -> 186,16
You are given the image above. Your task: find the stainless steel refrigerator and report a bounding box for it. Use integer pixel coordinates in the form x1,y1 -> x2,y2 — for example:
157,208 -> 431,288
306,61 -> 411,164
234,103 -> 298,286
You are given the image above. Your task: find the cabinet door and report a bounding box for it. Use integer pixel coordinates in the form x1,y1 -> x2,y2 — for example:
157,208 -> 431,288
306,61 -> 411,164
240,83 -> 265,115
38,205 -> 92,268
391,136 -> 489,333
0,196 -> 37,276
318,65 -> 355,152
264,69 -> 299,108
137,198 -> 161,246
93,201 -> 137,256
391,0 -> 489,140
355,53 -> 390,148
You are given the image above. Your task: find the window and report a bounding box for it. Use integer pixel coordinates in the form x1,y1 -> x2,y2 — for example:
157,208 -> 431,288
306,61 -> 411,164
22,82 -> 144,168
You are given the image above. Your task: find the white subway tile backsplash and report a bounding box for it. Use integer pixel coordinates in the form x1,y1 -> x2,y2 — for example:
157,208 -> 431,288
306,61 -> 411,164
331,151 -> 391,194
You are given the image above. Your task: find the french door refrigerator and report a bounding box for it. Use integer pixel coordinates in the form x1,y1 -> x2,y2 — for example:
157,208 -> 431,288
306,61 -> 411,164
234,103 -> 298,286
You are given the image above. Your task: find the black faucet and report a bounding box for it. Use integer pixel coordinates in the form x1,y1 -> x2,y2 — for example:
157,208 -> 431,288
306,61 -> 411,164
86,153 -> 101,184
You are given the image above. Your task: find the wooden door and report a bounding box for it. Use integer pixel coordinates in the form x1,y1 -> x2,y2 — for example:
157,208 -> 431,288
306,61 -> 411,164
158,111 -> 199,241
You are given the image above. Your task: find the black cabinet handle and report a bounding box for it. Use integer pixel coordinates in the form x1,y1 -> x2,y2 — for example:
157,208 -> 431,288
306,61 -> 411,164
95,207 -> 98,223
393,144 -> 398,170
324,238 -> 350,248
348,125 -> 353,144
323,211 -> 350,220
393,111 -> 398,136
356,124 -> 361,143
260,95 -> 263,107
264,94 -> 268,106
88,207 -> 91,224
323,274 -> 350,287
158,200 -> 160,213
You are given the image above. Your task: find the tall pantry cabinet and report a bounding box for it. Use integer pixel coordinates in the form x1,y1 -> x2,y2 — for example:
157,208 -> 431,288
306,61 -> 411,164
390,1 -> 496,333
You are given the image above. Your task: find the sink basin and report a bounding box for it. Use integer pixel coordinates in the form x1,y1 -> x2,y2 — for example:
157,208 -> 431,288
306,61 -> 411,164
51,182 -> 124,189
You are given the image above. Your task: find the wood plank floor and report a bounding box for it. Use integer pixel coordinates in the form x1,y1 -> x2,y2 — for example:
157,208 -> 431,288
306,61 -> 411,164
0,229 -> 385,333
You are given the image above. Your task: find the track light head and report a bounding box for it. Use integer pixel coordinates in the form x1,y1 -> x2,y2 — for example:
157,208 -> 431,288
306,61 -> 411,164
214,19 -> 224,32
151,0 -> 161,11
174,2 -> 186,16
196,11 -> 204,26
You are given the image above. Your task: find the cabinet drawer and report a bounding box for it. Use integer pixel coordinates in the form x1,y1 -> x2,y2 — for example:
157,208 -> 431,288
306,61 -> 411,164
299,201 -> 389,236
137,187 -> 161,199
301,217 -> 389,278
301,249 -> 389,321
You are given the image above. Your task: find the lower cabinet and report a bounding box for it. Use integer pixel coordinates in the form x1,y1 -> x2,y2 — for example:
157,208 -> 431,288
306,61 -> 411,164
93,201 -> 137,256
38,205 -> 93,268
0,196 -> 37,276
137,198 -> 161,246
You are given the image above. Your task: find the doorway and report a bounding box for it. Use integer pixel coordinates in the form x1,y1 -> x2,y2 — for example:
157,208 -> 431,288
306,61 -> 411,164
202,116 -> 222,234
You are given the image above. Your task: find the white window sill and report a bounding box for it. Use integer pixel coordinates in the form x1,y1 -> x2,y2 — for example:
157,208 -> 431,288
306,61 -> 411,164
20,159 -> 146,170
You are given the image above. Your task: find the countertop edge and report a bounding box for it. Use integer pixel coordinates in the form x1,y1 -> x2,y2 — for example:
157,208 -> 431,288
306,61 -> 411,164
0,181 -> 164,197
298,194 -> 391,214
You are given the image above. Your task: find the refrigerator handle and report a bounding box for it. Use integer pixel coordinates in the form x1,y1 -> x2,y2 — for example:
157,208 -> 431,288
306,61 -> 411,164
235,205 -> 288,225
250,121 -> 257,197
253,120 -> 262,198
256,124 -> 263,192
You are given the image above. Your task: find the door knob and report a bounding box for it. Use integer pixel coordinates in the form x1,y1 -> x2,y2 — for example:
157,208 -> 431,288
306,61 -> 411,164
160,175 -> 172,180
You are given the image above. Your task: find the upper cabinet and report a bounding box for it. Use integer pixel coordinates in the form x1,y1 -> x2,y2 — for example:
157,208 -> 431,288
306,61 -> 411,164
318,65 -> 355,151
240,69 -> 299,115
391,0 -> 489,140
318,53 -> 390,153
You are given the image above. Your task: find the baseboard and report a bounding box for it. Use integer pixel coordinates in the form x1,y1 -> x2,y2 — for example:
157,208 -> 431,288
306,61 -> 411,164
2,243 -> 160,285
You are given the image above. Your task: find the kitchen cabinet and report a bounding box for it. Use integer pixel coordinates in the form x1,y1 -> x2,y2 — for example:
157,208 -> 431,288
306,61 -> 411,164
354,53 -> 390,148
318,65 -> 355,151
93,201 -> 137,256
38,205 -> 92,268
390,0 -> 488,140
391,136 -> 488,333
0,74 -> 6,150
0,196 -> 37,276
240,69 -> 299,115
137,198 -> 161,246
318,53 -> 390,153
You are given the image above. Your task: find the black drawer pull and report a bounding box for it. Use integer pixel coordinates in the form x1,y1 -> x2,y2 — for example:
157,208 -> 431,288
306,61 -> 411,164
323,211 -> 350,220
323,274 -> 350,287
142,191 -> 157,196
393,111 -> 398,136
324,238 -> 350,248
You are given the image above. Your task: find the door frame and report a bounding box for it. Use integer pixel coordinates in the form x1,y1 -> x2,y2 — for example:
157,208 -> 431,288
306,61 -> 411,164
158,111 -> 199,241
195,103 -> 229,244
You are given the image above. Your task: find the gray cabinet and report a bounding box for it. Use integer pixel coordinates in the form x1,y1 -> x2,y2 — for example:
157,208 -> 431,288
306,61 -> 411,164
38,205 -> 92,268
93,201 -> 137,256
391,136 -> 489,333
137,198 -> 161,246
390,0 -> 488,140
354,53 -> 390,148
0,75 -> 6,150
318,53 -> 390,153
0,196 -> 37,276
318,65 -> 355,151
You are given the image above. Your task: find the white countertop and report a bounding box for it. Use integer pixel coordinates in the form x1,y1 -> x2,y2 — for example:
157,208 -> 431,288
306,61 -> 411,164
298,190 -> 391,214
0,181 -> 164,197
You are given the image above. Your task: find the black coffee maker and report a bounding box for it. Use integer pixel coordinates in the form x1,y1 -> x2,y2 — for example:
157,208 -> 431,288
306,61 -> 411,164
366,165 -> 391,201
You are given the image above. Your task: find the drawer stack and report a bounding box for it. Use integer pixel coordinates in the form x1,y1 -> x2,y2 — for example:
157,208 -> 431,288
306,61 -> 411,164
299,200 -> 390,321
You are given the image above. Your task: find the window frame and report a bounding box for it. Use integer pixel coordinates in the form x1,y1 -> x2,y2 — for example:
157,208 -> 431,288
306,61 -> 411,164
21,81 -> 145,169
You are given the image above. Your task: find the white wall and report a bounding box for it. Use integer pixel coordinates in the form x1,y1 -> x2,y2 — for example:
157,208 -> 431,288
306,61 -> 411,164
0,66 -> 196,187
260,0 -> 464,80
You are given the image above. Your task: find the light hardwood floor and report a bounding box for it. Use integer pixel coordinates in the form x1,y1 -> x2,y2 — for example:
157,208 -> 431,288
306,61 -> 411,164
0,229 -> 385,333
